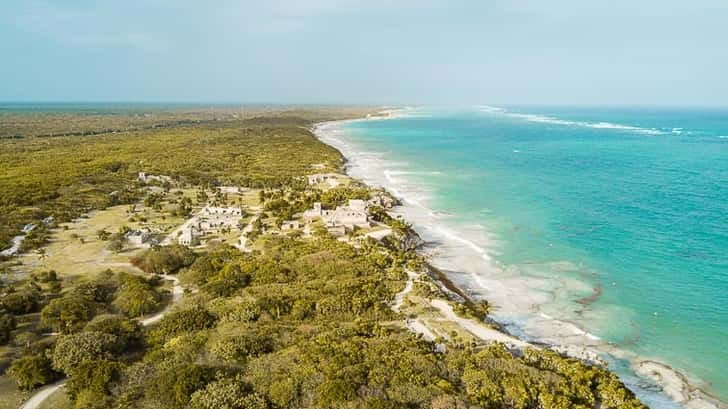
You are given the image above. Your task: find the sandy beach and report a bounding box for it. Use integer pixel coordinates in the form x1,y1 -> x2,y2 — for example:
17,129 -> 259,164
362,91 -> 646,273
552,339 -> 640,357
312,113 -> 727,409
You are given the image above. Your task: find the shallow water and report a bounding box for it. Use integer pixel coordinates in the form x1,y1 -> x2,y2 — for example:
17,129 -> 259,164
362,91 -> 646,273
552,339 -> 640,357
321,106 -> 728,407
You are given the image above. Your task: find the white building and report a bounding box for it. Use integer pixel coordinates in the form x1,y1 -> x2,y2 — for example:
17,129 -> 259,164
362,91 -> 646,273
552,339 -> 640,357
218,186 -> 242,194
196,206 -> 243,233
178,226 -> 196,246
304,200 -> 369,229
348,199 -> 366,212
126,229 -> 152,246
368,194 -> 395,209
138,172 -> 173,184
201,206 -> 243,216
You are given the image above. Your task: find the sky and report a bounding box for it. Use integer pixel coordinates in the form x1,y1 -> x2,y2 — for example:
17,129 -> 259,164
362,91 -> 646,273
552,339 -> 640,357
2,0 -> 728,106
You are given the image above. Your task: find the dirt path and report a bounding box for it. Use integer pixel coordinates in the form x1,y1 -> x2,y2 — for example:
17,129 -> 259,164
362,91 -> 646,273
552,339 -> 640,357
429,299 -> 531,348
392,270 -> 418,313
235,211 -> 260,253
389,269 -> 531,350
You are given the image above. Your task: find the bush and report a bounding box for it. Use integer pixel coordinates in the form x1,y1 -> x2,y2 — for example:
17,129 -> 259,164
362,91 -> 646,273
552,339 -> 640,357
0,312 -> 16,344
73,388 -> 113,409
41,293 -> 97,334
7,353 -> 61,391
209,334 -> 273,362
182,245 -> 242,286
52,331 -> 118,375
201,264 -> 251,297
73,274 -> 118,304
32,270 -> 59,283
221,300 -> 261,323
113,275 -> 161,317
66,359 -> 122,400
131,245 -> 196,275
1,289 -> 41,314
151,305 -> 217,344
190,376 -> 268,409
107,232 -> 127,253
84,314 -> 143,352
146,364 -> 215,409
319,187 -> 369,209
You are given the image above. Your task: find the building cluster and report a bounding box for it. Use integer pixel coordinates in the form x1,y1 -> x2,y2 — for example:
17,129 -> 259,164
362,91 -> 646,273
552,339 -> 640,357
177,206 -> 243,246
217,186 -> 243,194
367,194 -> 396,209
303,199 -> 370,236
138,172 -> 173,185
126,229 -> 157,247
197,206 -> 243,232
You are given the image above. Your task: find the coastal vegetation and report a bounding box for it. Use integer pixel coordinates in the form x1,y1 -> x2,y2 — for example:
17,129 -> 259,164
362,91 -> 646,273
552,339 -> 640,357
0,107 -> 646,409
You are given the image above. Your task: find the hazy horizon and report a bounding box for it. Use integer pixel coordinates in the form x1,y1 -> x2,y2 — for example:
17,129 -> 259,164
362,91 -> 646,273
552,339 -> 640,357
2,0 -> 728,106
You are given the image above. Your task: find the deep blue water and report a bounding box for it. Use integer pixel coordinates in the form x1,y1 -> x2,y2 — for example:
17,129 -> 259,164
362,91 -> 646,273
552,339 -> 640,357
341,107 -> 728,401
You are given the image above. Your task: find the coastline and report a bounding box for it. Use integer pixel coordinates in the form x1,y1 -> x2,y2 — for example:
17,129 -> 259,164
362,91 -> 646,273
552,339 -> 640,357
311,111 -> 726,409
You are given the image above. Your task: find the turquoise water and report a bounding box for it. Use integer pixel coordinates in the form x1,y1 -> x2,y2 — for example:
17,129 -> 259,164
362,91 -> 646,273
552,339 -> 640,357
338,107 -> 728,403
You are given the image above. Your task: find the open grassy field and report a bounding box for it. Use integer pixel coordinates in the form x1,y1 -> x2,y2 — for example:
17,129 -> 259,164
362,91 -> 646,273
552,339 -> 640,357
0,367 -> 27,409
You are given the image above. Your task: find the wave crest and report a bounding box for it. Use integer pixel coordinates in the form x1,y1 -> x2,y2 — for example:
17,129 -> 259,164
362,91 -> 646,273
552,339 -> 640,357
476,106 -> 666,135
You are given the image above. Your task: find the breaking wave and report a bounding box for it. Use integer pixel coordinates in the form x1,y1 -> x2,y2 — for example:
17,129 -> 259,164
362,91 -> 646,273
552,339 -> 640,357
476,105 -> 665,135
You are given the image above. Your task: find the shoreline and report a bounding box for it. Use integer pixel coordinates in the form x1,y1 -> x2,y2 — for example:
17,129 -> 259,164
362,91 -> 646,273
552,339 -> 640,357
311,111 -> 726,409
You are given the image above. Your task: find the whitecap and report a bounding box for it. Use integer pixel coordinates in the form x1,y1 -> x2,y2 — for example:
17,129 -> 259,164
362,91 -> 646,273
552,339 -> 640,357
477,106 -> 667,135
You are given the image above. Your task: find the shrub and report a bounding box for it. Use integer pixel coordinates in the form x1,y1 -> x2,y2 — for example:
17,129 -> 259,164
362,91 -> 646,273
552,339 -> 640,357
151,305 -> 217,344
209,334 -> 273,362
52,331 -> 118,375
41,293 -> 97,334
222,300 -> 261,323
107,232 -> 127,253
32,270 -> 59,283
201,264 -> 251,297
0,312 -> 16,344
113,275 -> 161,317
7,353 -> 60,391
1,289 -> 41,314
146,364 -> 215,409
190,376 -> 268,409
131,245 -> 196,275
84,314 -> 143,352
66,359 -> 122,400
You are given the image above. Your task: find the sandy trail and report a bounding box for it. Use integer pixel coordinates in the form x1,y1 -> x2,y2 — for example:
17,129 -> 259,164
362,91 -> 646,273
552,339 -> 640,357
140,275 -> 183,326
392,270 -> 418,313
236,210 -> 261,253
429,299 -> 530,348
406,318 -> 437,341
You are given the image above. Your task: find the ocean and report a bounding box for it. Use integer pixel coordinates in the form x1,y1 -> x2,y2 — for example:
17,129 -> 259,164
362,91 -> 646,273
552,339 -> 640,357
316,106 -> 728,408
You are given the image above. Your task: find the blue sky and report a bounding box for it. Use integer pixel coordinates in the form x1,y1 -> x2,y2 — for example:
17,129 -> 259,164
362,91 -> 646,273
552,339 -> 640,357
2,0 -> 727,105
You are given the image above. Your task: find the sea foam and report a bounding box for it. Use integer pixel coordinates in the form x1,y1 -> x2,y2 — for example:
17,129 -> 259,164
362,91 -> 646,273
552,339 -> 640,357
477,105 -> 666,135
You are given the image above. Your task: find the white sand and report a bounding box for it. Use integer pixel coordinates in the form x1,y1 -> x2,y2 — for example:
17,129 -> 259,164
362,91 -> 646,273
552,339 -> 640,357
406,318 -> 437,341
430,299 -> 531,349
